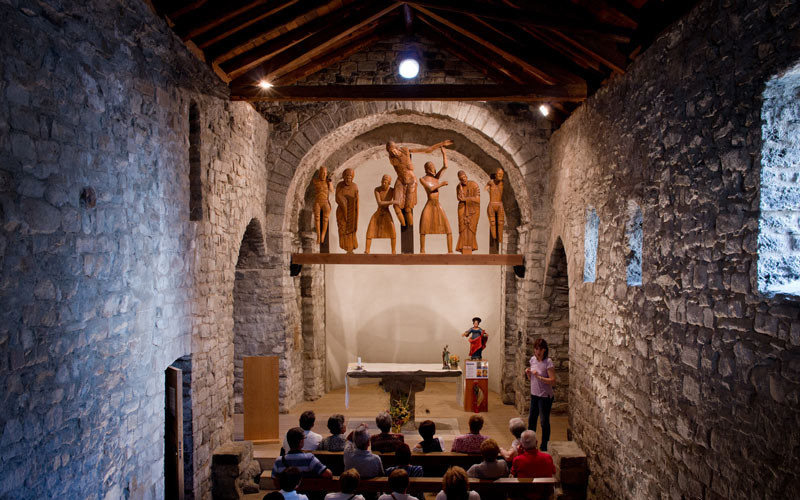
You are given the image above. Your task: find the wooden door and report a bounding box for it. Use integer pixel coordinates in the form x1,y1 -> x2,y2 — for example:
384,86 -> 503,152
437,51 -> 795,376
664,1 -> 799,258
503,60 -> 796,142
165,366 -> 184,500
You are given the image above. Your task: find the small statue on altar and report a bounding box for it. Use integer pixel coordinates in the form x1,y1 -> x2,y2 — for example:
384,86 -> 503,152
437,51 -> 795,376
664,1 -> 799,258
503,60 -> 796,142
485,168 -> 505,244
335,168 -> 359,253
365,174 -> 397,254
442,345 -> 450,369
312,166 -> 334,244
419,147 -> 453,254
385,139 -> 454,226
456,170 -> 480,254
463,317 -> 488,360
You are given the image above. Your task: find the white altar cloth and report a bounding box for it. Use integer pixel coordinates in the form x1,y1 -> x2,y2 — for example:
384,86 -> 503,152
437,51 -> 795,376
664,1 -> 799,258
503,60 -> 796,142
345,363 -> 462,408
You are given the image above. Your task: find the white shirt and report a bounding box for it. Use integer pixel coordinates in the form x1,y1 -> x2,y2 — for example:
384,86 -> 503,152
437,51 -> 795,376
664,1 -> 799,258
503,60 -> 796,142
435,491 -> 480,500
283,429 -> 323,452
280,490 -> 309,500
325,493 -> 366,500
378,494 -> 419,500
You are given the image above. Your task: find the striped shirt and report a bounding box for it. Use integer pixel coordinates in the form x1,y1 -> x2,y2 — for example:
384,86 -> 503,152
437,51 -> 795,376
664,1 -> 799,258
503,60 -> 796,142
272,451 -> 328,478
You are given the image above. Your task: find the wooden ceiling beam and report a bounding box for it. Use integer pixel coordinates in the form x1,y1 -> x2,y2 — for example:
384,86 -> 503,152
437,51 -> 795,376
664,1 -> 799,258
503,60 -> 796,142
416,17 -> 525,84
407,0 -> 631,41
230,83 -> 587,102
226,2 -> 401,83
202,0 -> 342,62
165,0 -> 209,21
568,0 -> 639,29
412,5 -> 583,85
174,0 -> 280,41
268,23 -> 392,87
548,29 -> 628,74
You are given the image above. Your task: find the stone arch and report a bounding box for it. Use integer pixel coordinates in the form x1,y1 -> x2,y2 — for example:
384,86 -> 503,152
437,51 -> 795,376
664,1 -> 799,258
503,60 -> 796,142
541,237 -> 570,414
233,218 -> 269,413
189,100 -> 203,221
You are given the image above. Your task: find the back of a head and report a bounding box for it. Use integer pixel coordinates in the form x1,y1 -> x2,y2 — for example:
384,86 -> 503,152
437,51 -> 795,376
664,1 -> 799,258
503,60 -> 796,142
388,468 -> 409,493
376,411 -> 392,433
508,418 -> 526,439
328,414 -> 344,435
354,424 -> 371,450
263,492 -> 284,500
468,414 -> 484,434
287,427 -> 305,450
418,420 -> 436,441
442,466 -> 469,500
395,443 -> 412,465
279,466 -> 302,492
480,438 -> 499,462
299,410 -> 316,431
340,468 -> 360,494
519,430 -> 538,451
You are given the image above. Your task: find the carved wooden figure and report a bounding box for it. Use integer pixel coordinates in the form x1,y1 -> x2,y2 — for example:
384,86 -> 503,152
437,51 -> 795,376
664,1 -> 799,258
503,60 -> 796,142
456,170 -> 480,254
419,147 -> 453,254
335,168 -> 359,253
312,166 -> 334,245
385,140 -> 454,227
365,174 -> 397,254
485,168 -> 505,246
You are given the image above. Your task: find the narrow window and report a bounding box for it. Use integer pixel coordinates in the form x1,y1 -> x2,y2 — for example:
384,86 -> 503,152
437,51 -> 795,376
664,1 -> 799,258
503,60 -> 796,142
189,101 -> 203,221
584,207 -> 599,282
626,201 -> 643,286
758,65 -> 800,295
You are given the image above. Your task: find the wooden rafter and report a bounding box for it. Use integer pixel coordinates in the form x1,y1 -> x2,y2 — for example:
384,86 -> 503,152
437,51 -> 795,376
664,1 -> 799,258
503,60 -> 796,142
174,0 -> 282,40
227,2 -> 402,83
230,83 -> 587,102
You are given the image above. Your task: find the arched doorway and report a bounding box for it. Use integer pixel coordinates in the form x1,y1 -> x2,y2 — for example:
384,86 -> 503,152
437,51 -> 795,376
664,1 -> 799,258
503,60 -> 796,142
542,238 -> 570,414
233,219 -> 269,414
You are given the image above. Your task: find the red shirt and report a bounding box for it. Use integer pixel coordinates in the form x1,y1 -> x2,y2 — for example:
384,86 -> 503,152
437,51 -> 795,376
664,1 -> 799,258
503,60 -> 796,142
511,449 -> 556,478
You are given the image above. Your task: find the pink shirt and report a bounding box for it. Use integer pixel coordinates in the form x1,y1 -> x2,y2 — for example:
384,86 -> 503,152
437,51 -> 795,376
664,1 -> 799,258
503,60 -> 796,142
529,356 -> 554,397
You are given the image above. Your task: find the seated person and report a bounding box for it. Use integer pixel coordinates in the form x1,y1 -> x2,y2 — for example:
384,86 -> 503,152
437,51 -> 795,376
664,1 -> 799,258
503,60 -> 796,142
467,439 -> 508,479
450,415 -> 488,454
510,430 -> 555,479
371,411 -> 405,453
275,466 -> 309,500
282,410 -> 323,453
263,493 -> 284,500
273,427 -> 333,480
499,417 -> 526,462
378,469 -> 419,500
412,420 -> 445,452
435,466 -> 480,500
324,468 -> 365,500
319,414 -> 347,452
344,424 -> 385,479
385,444 -> 423,477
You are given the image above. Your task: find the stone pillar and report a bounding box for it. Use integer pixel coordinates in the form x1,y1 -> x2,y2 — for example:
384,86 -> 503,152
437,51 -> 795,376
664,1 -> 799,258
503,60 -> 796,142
549,441 -> 589,500
211,441 -> 261,500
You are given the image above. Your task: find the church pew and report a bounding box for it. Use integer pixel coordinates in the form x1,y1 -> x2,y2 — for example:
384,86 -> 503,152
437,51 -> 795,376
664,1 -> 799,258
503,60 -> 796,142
312,450 -> 484,476
262,476 -> 556,499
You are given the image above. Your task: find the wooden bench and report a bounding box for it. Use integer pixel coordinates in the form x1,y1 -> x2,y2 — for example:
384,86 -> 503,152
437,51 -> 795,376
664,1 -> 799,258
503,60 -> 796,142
312,450 -> 484,476
262,474 -> 556,499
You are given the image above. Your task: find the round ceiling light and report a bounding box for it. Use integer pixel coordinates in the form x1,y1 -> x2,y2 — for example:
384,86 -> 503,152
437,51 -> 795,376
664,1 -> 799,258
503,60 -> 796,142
398,58 -> 420,79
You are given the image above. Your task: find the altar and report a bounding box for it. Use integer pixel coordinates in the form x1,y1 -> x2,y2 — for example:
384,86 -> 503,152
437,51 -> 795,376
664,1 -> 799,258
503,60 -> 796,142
345,363 -> 463,423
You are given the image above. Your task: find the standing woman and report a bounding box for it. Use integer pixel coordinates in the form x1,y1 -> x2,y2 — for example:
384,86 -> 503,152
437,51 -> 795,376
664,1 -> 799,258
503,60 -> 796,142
525,338 -> 556,451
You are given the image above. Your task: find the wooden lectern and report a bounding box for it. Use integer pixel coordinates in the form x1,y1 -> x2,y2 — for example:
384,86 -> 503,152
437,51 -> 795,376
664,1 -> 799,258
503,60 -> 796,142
243,356 -> 280,443
463,360 -> 489,413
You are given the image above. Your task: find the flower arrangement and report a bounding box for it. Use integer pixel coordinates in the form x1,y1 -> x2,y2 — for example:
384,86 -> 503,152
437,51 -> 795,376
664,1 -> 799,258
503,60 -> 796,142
449,355 -> 460,368
388,397 -> 411,433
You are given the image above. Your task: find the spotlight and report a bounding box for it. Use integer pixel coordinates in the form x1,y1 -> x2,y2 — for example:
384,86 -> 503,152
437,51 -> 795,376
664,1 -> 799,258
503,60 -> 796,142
398,58 -> 420,79
539,104 -> 550,117
259,81 -> 273,89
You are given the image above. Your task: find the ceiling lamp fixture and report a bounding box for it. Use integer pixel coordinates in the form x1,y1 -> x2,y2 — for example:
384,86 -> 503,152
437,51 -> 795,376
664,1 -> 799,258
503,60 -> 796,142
258,80 -> 273,89
539,104 -> 550,117
398,58 -> 420,79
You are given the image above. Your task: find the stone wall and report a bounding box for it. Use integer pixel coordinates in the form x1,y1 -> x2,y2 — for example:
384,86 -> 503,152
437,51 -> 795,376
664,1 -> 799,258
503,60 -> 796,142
548,1 -> 800,498
0,1 -> 270,499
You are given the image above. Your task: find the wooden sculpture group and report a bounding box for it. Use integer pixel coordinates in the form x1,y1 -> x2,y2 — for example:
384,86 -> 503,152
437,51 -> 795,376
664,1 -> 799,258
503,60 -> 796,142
311,141 -> 505,254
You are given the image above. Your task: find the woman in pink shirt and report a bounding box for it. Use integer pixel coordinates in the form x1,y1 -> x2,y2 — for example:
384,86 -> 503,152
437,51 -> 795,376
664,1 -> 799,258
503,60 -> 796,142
525,338 -> 556,451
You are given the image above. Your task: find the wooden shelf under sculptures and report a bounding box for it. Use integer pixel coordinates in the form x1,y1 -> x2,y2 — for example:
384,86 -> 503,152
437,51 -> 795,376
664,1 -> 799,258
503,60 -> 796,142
291,253 -> 523,266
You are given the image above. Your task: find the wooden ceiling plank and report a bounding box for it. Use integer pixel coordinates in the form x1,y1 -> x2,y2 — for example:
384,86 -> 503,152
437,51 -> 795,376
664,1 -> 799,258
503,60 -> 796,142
568,0 -> 639,29
407,0 -> 631,40
226,2 -> 402,83
413,5 -> 583,85
166,0 -> 209,21
192,0 -> 310,48
416,17 -> 524,84
548,29 -> 628,74
230,83 -> 587,102
269,28 -> 389,87
175,0 -> 279,41
202,0 -> 342,62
